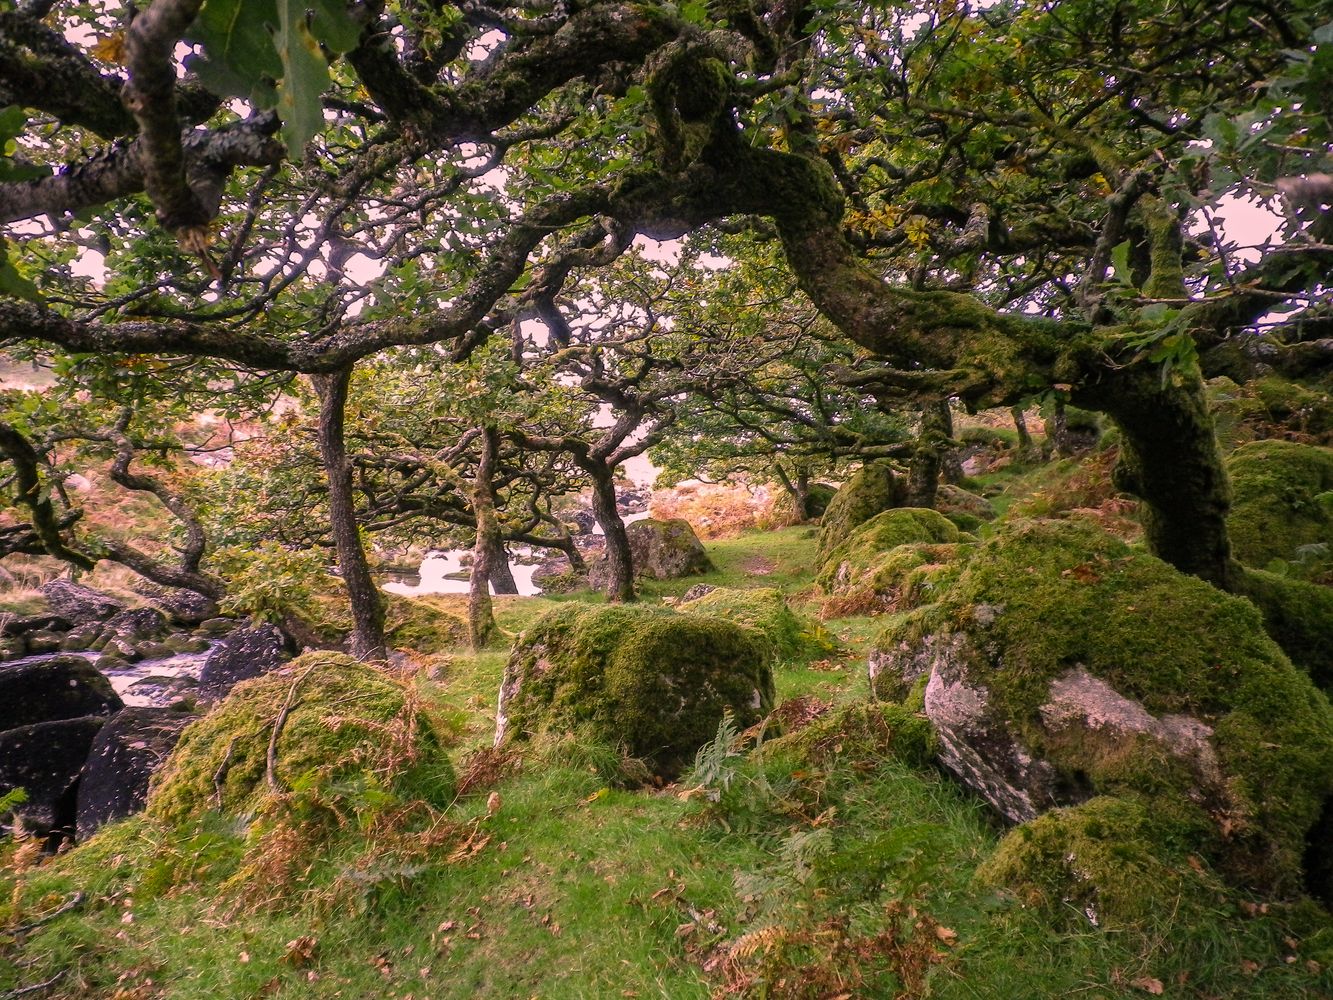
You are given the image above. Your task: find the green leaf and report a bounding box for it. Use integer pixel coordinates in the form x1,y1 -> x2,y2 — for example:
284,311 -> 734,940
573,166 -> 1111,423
309,0 -> 360,53
187,0 -> 283,105
0,240 -> 41,302
1110,239 -> 1134,288
272,0 -> 333,159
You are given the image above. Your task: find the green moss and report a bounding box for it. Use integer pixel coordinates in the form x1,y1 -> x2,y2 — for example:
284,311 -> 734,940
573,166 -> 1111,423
1227,440 -> 1333,581
757,700 -> 936,771
1233,567 -> 1333,689
384,595 -> 466,653
498,604 -> 774,778
678,586 -> 832,662
149,653 -> 456,825
817,507 -> 967,595
1208,376 -> 1333,451
816,463 -> 906,559
977,796 -> 1225,930
928,518 -> 1333,891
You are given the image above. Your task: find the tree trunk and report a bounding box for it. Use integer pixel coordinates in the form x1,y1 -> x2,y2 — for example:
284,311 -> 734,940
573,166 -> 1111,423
487,534 -> 519,595
589,465 -> 635,602
312,365 -> 386,661
1045,400 -> 1074,458
1011,405 -> 1034,455
468,426 -> 502,649
1082,370 -> 1236,590
904,402 -> 952,509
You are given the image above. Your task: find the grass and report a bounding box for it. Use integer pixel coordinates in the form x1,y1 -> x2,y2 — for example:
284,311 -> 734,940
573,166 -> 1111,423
3,479 -> 1332,998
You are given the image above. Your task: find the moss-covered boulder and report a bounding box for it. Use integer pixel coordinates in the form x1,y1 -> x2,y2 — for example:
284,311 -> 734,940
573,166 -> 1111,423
1227,440 -> 1333,582
870,518 -> 1333,894
590,518 -> 713,587
1208,376 -> 1333,451
496,604 -> 774,779
679,587 -> 830,662
935,483 -> 996,532
383,595 -> 466,653
149,653 -> 455,825
977,796 -> 1227,930
817,508 -> 972,615
816,463 -> 907,560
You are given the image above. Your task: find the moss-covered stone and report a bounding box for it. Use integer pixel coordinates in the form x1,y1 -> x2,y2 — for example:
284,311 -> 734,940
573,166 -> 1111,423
874,518 -> 1333,894
1233,568 -> 1333,690
818,508 -> 969,609
1207,376 -> 1333,451
816,463 -> 906,560
679,586 -> 831,662
977,796 -> 1226,930
149,653 -> 455,825
496,604 -> 774,779
756,700 -> 936,771
1227,440 -> 1333,582
383,595 -> 466,653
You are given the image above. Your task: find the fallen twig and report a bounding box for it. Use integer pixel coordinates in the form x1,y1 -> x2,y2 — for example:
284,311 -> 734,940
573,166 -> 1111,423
267,664 -> 319,792
1,969 -> 67,998
6,892 -> 84,937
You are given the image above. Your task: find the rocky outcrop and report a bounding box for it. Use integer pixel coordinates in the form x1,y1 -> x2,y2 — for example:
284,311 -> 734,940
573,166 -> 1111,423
589,518 -> 711,587
870,518 -> 1333,894
0,715 -> 108,838
816,463 -> 907,559
40,580 -> 124,623
198,623 -> 291,699
76,706 -> 198,839
0,655 -> 123,731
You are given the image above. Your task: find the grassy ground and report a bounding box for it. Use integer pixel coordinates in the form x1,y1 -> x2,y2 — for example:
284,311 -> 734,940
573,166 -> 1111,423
3,521 -> 1332,998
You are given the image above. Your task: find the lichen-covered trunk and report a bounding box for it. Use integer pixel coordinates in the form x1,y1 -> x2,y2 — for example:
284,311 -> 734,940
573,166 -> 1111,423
313,366 -> 386,661
589,465 -> 635,602
1011,405 -> 1035,456
1082,369 -> 1236,590
904,402 -> 953,509
468,426 -> 502,650
1045,400 -> 1075,458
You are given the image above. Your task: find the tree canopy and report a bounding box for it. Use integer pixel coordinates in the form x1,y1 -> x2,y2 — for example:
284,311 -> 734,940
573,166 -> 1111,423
1,0 -> 1331,629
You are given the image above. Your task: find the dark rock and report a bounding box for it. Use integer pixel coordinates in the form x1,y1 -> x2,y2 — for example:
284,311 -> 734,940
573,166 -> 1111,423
199,623 -> 291,699
102,607 -> 169,644
40,580 -> 123,623
149,588 -> 217,626
195,617 -> 239,638
566,509 -> 597,535
23,629 -> 63,654
531,556 -> 588,594
0,613 -> 73,638
0,715 -> 107,837
133,641 -> 175,660
0,637 -> 26,661
0,655 -> 123,731
76,707 -> 198,839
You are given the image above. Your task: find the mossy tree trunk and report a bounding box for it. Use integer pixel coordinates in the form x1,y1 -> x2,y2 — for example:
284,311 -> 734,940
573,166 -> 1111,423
468,425 -> 502,650
905,401 -> 953,509
1011,405 -> 1035,458
588,464 -> 635,602
1045,400 -> 1075,458
312,365 -> 386,661
1081,369 -> 1236,590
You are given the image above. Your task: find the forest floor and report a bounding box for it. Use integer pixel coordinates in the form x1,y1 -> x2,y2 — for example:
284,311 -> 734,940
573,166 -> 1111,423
2,451 -> 1332,999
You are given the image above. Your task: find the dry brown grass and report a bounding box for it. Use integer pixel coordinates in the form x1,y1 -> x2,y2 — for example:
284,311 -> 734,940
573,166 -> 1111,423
649,481 -> 782,539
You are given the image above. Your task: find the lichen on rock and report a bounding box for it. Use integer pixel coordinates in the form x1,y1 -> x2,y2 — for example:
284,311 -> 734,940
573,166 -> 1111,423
869,517 -> 1333,894
495,604 -> 774,779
